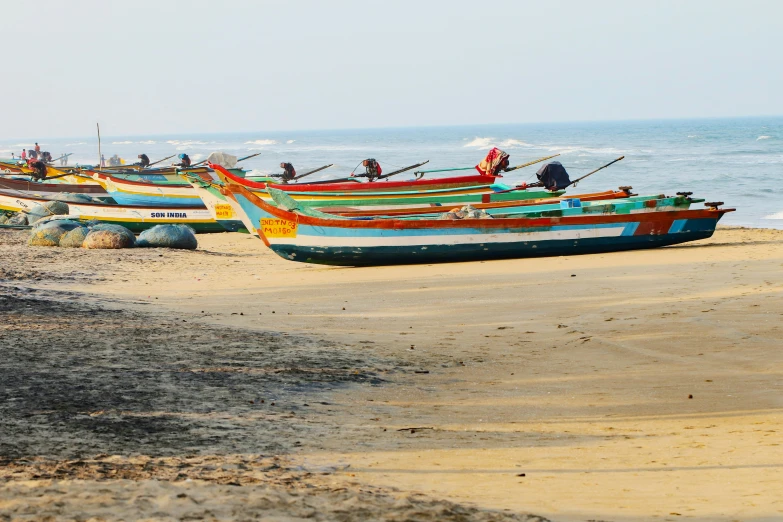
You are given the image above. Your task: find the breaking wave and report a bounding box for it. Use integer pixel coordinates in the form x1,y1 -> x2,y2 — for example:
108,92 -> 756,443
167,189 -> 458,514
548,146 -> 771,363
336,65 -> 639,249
463,137 -> 495,148
112,141 -> 133,145
286,140 -> 295,144
757,135 -> 771,140
139,140 -> 156,145
245,139 -> 278,146
463,137 -> 629,155
763,211 -> 783,219
166,140 -> 208,146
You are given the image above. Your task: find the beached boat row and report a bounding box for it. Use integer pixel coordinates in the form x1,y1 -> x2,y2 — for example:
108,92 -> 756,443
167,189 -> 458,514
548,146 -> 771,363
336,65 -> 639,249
0,150 -> 733,265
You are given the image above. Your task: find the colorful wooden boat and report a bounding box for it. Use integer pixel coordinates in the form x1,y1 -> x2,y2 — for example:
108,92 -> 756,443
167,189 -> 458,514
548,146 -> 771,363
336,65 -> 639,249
223,183 -> 733,266
0,175 -> 108,196
0,188 -> 223,232
184,167 -> 562,233
216,166 -> 559,199
90,171 -> 205,207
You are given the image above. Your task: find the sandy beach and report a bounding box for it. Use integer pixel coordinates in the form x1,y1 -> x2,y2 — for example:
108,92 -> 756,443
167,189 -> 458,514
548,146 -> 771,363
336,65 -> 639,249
1,226 -> 781,521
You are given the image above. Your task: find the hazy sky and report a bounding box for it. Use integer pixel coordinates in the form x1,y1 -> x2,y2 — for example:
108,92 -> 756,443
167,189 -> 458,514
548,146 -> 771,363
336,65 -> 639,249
2,0 -> 780,139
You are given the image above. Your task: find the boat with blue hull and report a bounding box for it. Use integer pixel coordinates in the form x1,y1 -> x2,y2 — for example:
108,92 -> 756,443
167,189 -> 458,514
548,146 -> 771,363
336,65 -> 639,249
224,183 -> 733,266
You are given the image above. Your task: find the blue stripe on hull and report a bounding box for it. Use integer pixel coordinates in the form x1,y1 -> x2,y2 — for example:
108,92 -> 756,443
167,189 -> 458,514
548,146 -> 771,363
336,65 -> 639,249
108,193 -> 204,208
268,224 -> 719,266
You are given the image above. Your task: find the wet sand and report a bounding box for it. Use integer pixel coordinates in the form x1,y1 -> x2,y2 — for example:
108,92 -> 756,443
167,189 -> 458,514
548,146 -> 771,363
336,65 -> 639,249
1,227 -> 781,521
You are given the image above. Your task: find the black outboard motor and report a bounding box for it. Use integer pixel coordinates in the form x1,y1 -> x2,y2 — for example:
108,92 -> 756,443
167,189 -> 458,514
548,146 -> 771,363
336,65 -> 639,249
280,162 -> 296,183
362,158 -> 382,181
30,160 -> 47,181
536,161 -> 571,191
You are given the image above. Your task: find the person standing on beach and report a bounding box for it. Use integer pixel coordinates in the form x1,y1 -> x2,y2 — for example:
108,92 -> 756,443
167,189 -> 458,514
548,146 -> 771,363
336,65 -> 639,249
34,143 -> 40,154
100,154 -> 106,168
21,149 -> 26,161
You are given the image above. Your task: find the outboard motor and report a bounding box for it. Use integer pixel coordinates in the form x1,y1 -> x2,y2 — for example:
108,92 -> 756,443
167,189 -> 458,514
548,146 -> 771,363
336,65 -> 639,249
536,161 -> 571,191
280,162 -> 296,183
30,160 -> 47,181
361,158 -> 382,181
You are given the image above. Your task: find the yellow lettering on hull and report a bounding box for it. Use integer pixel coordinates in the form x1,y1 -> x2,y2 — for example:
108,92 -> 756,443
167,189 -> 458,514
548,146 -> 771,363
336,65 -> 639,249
261,218 -> 297,238
215,204 -> 234,219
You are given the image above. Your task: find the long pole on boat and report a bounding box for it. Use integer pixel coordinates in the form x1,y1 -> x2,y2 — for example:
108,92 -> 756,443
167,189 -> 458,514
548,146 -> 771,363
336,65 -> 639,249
96,123 -> 102,168
493,156 -> 624,194
566,156 -> 624,188
502,153 -> 561,172
291,164 -> 334,181
413,154 -> 559,176
375,160 -> 430,180
237,152 -> 262,163
148,154 -> 176,167
49,153 -> 73,163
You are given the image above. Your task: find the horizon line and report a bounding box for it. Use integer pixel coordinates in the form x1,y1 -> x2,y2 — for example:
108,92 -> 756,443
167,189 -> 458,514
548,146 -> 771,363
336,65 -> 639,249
3,114 -> 781,142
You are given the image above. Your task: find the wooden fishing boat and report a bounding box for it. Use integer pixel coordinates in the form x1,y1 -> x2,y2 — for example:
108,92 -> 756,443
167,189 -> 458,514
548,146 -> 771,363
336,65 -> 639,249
0,188 -> 223,232
95,160 -> 561,209
223,183 -> 733,266
0,175 -> 108,196
184,167 -> 561,233
190,169 -> 645,235
90,171 -> 205,207
216,166 -> 558,198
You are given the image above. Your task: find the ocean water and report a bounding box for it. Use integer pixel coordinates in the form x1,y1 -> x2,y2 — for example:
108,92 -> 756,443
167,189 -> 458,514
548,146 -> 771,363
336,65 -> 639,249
2,117 -> 781,228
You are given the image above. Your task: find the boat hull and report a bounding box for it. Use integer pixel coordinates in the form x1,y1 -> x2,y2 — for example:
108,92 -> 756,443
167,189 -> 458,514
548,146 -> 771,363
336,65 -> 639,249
268,218 -> 721,266
0,189 -> 224,233
226,184 -> 731,266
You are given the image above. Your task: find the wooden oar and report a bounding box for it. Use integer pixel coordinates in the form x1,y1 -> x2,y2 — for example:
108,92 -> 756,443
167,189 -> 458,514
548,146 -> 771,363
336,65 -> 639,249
373,160 -> 430,181
148,154 -> 176,167
566,156 -> 624,188
237,152 -> 262,163
41,172 -> 92,181
502,153 -> 560,173
291,164 -> 334,181
503,155 -> 625,192
412,154 -> 558,176
414,166 -> 475,175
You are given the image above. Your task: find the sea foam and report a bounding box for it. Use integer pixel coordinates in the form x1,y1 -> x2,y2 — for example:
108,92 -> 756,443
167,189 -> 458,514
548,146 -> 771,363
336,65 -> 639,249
245,139 -> 278,146
757,135 -> 772,140
463,137 -> 495,148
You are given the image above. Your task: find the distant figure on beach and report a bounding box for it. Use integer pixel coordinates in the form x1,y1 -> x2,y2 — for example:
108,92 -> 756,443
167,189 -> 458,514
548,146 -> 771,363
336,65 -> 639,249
100,154 -> 106,168
20,149 -> 26,160
280,162 -> 296,182
29,149 -> 38,160
108,154 -> 122,167
137,153 -> 150,168
476,147 -> 510,177
34,142 -> 41,154
41,151 -> 53,163
175,153 -> 191,168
